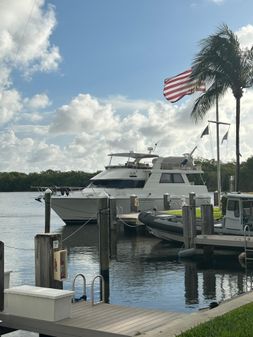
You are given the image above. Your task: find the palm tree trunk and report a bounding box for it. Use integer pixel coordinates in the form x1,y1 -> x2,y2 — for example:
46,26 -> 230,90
235,97 -> 241,192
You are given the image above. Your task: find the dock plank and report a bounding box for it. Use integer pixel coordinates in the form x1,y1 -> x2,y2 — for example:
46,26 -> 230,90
0,302 -> 189,337
64,302 -> 185,334
195,234 -> 253,248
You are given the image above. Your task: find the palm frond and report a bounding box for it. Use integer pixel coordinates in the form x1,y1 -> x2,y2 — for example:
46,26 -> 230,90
191,82 -> 227,121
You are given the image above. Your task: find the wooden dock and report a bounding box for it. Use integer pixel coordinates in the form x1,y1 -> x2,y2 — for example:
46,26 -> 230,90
0,301 -> 188,337
2,290 -> 253,337
195,234 -> 253,248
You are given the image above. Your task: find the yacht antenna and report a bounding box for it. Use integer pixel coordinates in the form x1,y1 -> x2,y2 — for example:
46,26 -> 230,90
153,141 -> 159,152
147,147 -> 153,154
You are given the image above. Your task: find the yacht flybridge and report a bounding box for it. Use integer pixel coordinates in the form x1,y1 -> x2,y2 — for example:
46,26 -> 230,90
49,149 -> 211,225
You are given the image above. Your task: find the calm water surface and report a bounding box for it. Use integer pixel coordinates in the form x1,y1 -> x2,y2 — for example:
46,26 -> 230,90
0,192 -> 251,336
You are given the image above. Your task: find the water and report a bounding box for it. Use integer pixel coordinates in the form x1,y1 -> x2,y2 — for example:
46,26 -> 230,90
0,192 -> 250,336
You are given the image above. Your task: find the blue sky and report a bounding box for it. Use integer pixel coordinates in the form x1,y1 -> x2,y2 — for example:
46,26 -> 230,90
1,0 -> 253,172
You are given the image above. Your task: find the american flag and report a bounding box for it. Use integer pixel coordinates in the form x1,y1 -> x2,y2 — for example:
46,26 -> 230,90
163,69 -> 205,103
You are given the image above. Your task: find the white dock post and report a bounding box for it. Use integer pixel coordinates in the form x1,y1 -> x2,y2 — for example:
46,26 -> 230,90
130,194 -> 138,213
213,191 -> 219,207
163,193 -> 171,210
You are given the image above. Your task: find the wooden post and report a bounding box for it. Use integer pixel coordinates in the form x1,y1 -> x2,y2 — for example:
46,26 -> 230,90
109,197 -> 117,259
163,193 -> 170,210
98,197 -> 110,303
213,191 -> 219,207
183,206 -> 191,249
201,204 -> 214,235
130,195 -> 138,213
44,189 -> 52,233
35,233 -> 63,289
189,193 -> 196,248
0,242 -> 4,311
201,204 -> 214,258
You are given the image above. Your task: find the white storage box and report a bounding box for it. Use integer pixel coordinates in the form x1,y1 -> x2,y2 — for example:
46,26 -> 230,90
5,285 -> 74,321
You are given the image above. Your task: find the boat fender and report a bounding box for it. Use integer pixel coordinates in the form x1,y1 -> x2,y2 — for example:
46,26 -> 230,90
238,252 -> 246,268
209,301 -> 219,309
73,294 -> 87,302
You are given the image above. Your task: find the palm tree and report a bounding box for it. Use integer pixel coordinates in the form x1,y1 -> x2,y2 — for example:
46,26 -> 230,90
191,24 -> 253,192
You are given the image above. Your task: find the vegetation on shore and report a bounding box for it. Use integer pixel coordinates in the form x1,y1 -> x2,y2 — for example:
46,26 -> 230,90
0,156 -> 253,192
0,170 -> 97,192
178,302 -> 253,337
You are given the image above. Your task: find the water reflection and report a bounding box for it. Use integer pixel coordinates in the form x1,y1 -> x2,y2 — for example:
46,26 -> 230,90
2,192 -> 253,337
58,222 -> 251,312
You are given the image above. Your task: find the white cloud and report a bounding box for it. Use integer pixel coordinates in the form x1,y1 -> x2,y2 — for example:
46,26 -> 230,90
24,93 -> 51,110
1,86 -> 253,173
50,94 -> 119,134
0,0 -> 61,88
236,24 -> 253,49
0,89 -> 22,124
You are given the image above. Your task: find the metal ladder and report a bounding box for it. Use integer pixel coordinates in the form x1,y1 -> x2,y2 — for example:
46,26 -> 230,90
243,225 -> 253,291
72,273 -> 105,305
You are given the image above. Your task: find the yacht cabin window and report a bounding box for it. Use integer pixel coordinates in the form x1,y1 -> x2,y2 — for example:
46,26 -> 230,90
88,179 -> 146,189
186,174 -> 205,185
159,173 -> 184,183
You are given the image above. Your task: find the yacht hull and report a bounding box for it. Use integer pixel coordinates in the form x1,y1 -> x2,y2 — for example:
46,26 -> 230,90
51,194 -> 210,225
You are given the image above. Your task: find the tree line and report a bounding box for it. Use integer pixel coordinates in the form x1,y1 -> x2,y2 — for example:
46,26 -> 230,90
197,156 -> 253,192
0,157 -> 253,192
0,170 -> 97,192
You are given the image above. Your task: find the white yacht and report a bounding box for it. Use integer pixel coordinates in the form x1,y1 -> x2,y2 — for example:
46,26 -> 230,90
48,149 -> 211,225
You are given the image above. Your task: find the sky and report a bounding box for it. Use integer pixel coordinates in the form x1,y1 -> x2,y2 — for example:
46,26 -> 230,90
1,0 -> 253,172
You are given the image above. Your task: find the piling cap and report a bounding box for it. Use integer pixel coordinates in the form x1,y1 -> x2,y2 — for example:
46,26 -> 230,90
45,188 -> 52,194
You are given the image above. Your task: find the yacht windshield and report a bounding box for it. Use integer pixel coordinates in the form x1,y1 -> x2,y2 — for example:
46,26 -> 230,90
88,179 -> 145,189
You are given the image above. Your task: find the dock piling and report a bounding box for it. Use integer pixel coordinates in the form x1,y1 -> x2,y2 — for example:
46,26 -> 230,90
0,242 -> 3,312
183,206 -> 191,249
35,233 -> 63,289
201,204 -> 214,258
44,189 -> 52,233
98,197 -> 110,303
201,204 -> 214,235
189,193 -> 196,247
109,197 -> 118,259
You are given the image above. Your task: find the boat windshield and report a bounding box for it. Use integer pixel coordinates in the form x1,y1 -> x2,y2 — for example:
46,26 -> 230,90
88,179 -> 146,189
186,173 -> 205,185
